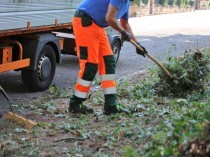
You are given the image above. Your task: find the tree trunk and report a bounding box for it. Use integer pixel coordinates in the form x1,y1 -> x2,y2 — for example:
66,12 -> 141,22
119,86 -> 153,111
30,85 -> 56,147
149,0 -> 154,14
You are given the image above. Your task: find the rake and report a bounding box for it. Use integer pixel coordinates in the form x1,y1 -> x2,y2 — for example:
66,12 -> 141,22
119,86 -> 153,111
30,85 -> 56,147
0,85 -> 37,129
130,39 -> 173,78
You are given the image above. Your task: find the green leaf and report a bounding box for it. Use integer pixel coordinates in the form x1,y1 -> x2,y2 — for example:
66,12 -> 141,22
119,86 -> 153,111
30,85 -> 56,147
122,145 -> 138,157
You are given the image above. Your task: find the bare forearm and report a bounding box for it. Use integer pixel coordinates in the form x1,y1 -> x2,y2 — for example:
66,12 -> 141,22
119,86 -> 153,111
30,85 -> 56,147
106,4 -> 126,34
106,16 -> 124,33
106,4 -> 137,42
120,20 -> 138,42
125,24 -> 137,42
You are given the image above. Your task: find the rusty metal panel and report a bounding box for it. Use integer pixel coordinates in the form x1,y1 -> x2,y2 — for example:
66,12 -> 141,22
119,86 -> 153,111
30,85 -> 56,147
0,46 -> 13,64
0,0 -> 81,32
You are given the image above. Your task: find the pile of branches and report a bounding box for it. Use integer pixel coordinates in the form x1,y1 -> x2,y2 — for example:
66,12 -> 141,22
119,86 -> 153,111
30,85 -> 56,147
179,122 -> 210,157
155,50 -> 209,97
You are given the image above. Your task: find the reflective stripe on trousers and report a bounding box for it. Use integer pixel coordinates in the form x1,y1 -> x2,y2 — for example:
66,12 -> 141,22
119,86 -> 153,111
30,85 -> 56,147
72,17 -> 117,99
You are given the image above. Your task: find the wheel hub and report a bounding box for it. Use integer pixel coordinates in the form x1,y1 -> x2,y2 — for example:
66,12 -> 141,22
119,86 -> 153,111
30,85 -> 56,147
38,56 -> 51,81
113,45 -> 118,55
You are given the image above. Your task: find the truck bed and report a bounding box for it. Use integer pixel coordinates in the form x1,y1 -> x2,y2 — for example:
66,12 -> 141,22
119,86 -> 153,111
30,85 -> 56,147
0,0 -> 81,36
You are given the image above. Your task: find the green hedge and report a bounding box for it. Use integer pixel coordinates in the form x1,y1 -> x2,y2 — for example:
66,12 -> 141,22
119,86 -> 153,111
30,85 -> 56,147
134,0 -> 149,5
159,0 -> 167,6
168,0 -> 174,6
133,0 -> 194,7
176,0 -> 182,6
189,0 -> 194,7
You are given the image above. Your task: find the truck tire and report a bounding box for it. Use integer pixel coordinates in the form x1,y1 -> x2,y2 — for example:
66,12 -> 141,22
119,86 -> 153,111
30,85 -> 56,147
21,45 -> 56,91
112,39 -> 121,63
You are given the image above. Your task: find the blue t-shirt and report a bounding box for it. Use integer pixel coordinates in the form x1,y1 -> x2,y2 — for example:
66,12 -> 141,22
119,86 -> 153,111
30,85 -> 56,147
77,0 -> 130,28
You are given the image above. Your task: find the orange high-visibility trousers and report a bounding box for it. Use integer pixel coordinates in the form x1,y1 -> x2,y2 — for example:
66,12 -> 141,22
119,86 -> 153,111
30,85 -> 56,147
72,17 -> 116,100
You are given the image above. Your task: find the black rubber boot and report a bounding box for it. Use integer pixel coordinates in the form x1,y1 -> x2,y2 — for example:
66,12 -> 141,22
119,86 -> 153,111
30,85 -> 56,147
104,94 -> 130,115
104,105 -> 130,115
68,95 -> 94,114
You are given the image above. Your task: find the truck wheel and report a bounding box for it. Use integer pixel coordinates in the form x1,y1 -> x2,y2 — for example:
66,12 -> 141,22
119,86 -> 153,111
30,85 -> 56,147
112,39 -> 121,63
21,45 -> 56,91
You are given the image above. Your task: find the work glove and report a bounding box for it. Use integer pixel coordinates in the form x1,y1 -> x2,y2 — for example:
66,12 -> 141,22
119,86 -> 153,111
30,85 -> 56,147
136,42 -> 148,57
121,30 -> 131,41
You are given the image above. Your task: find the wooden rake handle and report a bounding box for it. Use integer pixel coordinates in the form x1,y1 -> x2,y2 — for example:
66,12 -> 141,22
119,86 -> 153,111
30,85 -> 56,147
130,39 -> 172,78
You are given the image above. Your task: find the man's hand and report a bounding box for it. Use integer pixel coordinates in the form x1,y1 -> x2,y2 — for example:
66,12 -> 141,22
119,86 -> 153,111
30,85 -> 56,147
136,42 -> 148,57
121,30 -> 131,41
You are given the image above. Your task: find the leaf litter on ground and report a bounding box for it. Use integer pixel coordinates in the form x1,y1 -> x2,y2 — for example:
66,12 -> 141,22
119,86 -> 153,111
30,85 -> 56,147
0,48 -> 209,157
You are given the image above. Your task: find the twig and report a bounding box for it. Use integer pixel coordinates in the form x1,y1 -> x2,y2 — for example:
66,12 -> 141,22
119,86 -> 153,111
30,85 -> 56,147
54,137 -> 87,142
94,145 -> 111,153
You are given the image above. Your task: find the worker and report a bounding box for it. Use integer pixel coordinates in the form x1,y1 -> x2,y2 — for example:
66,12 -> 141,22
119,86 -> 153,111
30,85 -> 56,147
68,0 -> 148,115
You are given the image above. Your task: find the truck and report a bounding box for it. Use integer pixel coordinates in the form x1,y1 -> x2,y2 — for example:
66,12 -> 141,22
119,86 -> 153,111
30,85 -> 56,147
0,0 -> 122,91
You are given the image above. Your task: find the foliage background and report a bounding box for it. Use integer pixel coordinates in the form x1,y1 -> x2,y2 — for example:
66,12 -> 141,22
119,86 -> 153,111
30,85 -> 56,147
134,0 -> 194,7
